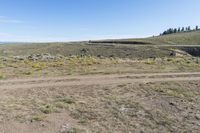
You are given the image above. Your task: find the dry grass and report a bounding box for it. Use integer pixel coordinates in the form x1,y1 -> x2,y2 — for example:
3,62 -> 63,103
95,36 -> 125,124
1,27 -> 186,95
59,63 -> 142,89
1,81 -> 200,132
1,56 -> 200,79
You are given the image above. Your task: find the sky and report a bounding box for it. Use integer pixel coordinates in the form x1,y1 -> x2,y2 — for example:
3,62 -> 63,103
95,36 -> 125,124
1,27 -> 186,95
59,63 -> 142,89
0,0 -> 200,42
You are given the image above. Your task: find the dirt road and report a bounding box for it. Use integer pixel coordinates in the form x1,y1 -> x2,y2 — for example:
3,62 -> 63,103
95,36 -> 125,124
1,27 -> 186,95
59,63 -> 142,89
1,72 -> 200,133
1,72 -> 200,89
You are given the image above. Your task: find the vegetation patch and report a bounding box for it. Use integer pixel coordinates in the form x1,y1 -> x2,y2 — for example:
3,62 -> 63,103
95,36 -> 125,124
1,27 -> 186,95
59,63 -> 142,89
32,114 -> 46,121
40,104 -> 57,114
0,72 -> 4,79
55,96 -> 75,104
145,58 -> 156,65
152,82 -> 199,101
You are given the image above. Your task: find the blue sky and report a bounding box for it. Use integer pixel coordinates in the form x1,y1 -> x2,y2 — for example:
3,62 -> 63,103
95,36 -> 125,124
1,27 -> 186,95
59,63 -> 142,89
0,0 -> 200,42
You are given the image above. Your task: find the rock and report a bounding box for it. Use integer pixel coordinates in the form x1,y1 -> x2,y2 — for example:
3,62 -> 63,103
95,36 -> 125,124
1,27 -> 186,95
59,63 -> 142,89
27,53 -> 57,61
21,53 -> 66,61
195,114 -> 200,120
2,58 -> 8,62
59,124 -> 70,133
13,56 -> 26,61
80,48 -> 89,56
59,124 -> 76,133
170,51 -> 176,56
28,54 -> 39,61
57,54 -> 64,59
169,102 -> 176,106
119,106 -> 129,113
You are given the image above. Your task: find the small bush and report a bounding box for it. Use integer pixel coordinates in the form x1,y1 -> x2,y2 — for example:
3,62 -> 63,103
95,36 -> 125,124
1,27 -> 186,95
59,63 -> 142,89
54,102 -> 66,109
23,71 -> 32,75
32,114 -> 46,121
67,128 -> 77,133
40,104 -> 56,114
32,62 -> 46,70
32,63 -> 40,68
0,73 -> 3,79
56,96 -> 75,104
145,59 -> 156,65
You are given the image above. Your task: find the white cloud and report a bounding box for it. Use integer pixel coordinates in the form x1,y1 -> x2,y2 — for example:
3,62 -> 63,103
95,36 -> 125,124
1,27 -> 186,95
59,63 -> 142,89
0,16 -> 23,24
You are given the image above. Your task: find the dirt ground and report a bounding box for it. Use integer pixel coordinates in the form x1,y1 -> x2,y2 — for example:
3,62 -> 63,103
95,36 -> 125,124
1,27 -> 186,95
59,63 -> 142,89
0,72 -> 200,133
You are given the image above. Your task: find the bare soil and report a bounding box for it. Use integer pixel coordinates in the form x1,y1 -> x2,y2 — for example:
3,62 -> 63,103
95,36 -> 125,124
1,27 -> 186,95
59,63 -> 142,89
0,72 -> 200,133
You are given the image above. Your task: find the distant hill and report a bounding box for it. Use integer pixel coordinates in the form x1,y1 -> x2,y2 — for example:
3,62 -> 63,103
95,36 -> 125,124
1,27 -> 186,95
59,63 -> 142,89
89,30 -> 200,46
124,30 -> 200,45
0,42 -> 26,45
1,30 -> 200,58
0,42 -> 7,44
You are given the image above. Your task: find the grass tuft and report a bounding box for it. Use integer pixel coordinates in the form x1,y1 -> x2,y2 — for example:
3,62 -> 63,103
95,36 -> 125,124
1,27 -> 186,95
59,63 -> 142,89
56,96 -> 75,104
32,114 -> 46,121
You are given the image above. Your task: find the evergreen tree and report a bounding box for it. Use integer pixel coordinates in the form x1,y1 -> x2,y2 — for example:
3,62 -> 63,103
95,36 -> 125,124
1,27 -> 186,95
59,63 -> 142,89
170,28 -> 174,34
181,27 -> 185,32
160,25 -> 199,36
196,26 -> 199,30
178,27 -> 181,32
188,26 -> 191,31
174,28 -> 177,33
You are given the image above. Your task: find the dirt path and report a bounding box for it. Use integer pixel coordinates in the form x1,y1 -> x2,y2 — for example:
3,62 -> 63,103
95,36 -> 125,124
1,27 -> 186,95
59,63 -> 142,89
1,72 -> 200,89
1,72 -> 200,133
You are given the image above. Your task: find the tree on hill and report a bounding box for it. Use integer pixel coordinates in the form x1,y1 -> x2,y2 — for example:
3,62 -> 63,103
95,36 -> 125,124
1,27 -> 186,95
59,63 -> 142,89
174,28 -> 177,33
181,27 -> 185,32
196,26 -> 199,30
160,25 -> 199,36
188,26 -> 191,31
178,27 -> 181,32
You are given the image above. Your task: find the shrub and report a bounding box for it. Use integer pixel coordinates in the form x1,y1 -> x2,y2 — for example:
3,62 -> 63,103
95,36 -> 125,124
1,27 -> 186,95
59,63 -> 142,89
23,71 -> 32,75
40,104 -> 56,114
0,73 -> 3,79
32,114 -> 46,121
56,96 -> 75,104
145,59 -> 156,65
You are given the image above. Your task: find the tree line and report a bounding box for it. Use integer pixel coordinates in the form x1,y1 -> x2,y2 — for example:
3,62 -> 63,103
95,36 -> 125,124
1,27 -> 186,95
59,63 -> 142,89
160,25 -> 199,36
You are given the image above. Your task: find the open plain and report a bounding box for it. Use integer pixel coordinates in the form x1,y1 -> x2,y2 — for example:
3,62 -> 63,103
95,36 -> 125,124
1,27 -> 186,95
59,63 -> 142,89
1,31 -> 200,132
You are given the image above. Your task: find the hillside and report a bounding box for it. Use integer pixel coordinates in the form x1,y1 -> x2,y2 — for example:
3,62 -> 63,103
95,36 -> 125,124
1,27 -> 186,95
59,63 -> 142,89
149,30 -> 200,45
124,30 -> 200,45
90,30 -> 200,46
1,26 -> 200,133
0,30 -> 200,58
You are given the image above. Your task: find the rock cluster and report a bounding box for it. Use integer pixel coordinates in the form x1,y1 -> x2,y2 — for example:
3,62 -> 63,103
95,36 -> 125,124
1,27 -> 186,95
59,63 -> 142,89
28,53 -> 55,61
170,51 -> 177,56
12,53 -> 64,61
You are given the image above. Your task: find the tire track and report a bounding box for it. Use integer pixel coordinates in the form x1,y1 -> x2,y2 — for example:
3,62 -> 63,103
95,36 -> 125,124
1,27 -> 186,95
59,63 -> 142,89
1,72 -> 200,89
